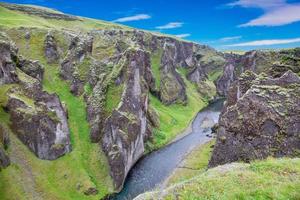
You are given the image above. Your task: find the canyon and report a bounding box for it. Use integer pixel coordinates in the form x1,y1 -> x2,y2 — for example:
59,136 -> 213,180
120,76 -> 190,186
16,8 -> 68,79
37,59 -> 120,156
0,3 -> 299,200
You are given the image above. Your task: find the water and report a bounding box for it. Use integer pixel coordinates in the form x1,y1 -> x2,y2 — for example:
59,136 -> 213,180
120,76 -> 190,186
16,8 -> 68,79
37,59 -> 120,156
111,100 -> 224,200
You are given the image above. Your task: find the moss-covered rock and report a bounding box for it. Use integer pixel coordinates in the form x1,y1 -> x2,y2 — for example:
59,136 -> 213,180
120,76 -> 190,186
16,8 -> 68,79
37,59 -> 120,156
209,71 -> 300,167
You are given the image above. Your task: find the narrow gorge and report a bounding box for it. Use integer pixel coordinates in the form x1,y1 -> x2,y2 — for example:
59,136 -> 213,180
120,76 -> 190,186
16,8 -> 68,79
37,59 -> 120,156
0,2 -> 299,200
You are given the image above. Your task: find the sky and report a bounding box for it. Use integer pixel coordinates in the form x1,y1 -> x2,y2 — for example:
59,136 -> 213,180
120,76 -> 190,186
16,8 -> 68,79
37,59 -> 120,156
2,0 -> 300,51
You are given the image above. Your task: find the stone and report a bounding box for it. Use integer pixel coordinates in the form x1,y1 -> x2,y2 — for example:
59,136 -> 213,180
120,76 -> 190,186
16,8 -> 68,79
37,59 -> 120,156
209,71 -> 300,167
102,49 -> 154,191
83,187 -> 98,196
44,33 -> 60,64
0,41 -> 19,85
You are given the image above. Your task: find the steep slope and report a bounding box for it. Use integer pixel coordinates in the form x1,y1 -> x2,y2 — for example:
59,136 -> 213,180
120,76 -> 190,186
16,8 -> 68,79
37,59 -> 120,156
0,2 -> 225,198
210,49 -> 300,167
210,70 -> 300,167
217,49 -> 300,96
135,158 -> 300,200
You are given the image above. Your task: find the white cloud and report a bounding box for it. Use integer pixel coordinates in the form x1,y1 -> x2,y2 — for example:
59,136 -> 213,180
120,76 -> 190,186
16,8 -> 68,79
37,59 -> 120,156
228,0 -> 300,27
226,37 -> 300,47
227,0 -> 285,10
113,14 -> 151,23
220,36 -> 242,42
156,22 -> 183,30
240,4 -> 300,27
175,34 -> 191,38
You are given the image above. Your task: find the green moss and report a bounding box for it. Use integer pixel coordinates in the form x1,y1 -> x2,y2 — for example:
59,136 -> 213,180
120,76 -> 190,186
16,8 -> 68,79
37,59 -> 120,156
105,83 -> 123,114
83,83 -> 93,96
208,68 -> 223,82
74,57 -> 92,81
151,49 -> 163,89
0,84 -> 16,106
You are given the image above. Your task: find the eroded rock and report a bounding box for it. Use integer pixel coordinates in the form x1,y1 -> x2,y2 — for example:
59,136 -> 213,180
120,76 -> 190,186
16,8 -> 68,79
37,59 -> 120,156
0,124 -> 10,169
0,41 -> 19,85
209,70 -> 300,167
102,49 -> 154,191
0,41 -> 71,160
44,32 -> 60,64
160,43 -> 187,105
7,90 -> 71,160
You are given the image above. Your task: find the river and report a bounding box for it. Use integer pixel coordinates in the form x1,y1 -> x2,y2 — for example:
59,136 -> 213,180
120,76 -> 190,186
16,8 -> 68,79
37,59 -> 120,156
111,99 -> 224,200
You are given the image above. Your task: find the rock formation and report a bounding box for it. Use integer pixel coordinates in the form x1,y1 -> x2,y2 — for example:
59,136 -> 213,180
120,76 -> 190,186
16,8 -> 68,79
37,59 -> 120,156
0,40 -> 71,160
102,49 -> 154,191
0,124 -> 10,169
216,49 -> 300,96
209,70 -> 300,167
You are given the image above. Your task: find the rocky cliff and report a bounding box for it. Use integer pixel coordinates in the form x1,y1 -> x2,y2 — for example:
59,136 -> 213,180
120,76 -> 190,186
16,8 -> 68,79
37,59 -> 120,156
210,68 -> 300,167
217,49 -> 300,96
0,40 -> 71,160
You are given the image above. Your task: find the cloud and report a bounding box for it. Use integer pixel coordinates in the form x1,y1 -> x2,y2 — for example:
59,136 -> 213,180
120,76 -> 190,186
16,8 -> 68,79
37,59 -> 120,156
225,37 -> 300,47
220,36 -> 242,42
240,4 -> 300,27
227,0 -> 285,10
175,34 -> 191,38
227,0 -> 300,26
113,14 -> 151,23
156,22 -> 183,30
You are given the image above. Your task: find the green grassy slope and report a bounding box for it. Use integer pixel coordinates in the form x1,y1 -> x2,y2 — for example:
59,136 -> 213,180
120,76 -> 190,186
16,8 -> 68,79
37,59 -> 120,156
0,28 -> 113,199
148,68 -> 208,150
0,3 -> 128,31
139,158 -> 300,200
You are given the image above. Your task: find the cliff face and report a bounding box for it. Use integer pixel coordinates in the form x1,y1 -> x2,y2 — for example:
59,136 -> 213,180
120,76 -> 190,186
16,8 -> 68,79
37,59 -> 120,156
0,41 -> 71,160
210,67 -> 300,167
216,49 -> 300,96
0,3 -> 226,195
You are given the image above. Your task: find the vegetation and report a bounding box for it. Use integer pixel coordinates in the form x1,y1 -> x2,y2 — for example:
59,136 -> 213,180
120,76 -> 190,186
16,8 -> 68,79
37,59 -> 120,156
140,158 -> 300,200
150,49 -> 163,89
149,68 -> 208,150
208,68 -> 223,82
0,27 -> 113,200
105,83 -> 123,114
0,4 -> 127,31
166,140 -> 215,185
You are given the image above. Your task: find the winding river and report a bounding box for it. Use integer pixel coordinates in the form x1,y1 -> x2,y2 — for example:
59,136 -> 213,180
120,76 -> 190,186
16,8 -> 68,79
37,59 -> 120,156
111,100 -> 224,200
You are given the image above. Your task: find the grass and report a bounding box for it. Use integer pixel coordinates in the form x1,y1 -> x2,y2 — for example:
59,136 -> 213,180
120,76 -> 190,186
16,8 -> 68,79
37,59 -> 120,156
140,158 -> 300,200
208,68 -> 223,82
0,28 -> 113,200
166,140 -> 215,185
151,49 -> 163,89
149,68 -> 208,150
105,83 -> 123,114
0,5 -> 127,31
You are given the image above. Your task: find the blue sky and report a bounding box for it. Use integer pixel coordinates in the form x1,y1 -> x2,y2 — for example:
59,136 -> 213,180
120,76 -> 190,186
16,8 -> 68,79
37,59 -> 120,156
2,0 -> 300,50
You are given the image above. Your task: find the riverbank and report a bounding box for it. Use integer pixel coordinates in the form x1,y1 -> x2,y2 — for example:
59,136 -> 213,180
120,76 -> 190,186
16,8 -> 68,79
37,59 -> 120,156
135,158 -> 300,200
165,139 -> 216,186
